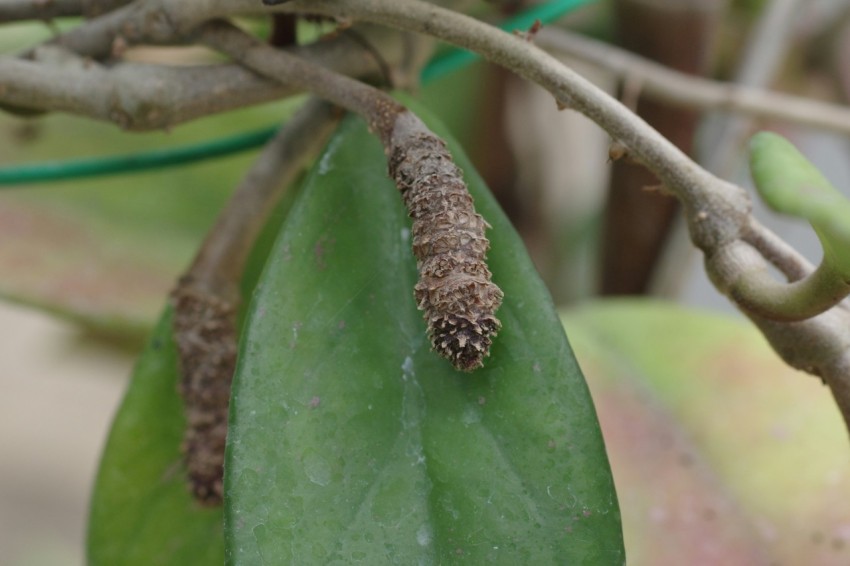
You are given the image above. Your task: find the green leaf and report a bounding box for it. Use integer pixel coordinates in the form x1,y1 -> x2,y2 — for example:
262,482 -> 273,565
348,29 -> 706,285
749,131 -> 850,277
87,309 -> 224,565
566,300 -> 850,565
225,109 -> 623,564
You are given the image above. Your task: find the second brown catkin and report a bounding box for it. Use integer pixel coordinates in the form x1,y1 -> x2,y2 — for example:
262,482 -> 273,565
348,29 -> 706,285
387,112 -> 503,371
171,279 -> 237,505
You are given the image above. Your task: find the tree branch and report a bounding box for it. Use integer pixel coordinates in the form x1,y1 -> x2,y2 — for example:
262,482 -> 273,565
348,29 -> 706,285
0,26 -> 405,129
199,20 -> 404,141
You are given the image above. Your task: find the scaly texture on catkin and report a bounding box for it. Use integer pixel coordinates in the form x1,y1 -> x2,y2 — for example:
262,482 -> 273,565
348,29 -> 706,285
171,280 -> 237,505
387,111 -> 503,371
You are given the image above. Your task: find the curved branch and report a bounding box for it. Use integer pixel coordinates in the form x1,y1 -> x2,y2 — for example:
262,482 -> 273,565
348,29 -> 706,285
710,241 -> 850,321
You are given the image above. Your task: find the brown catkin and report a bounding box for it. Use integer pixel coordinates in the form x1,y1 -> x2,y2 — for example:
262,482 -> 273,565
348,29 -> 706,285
170,280 -> 238,505
387,112 -> 503,371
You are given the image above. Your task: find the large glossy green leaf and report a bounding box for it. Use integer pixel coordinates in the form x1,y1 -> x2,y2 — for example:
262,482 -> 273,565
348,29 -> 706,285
87,309 -> 224,565
225,110 -> 623,564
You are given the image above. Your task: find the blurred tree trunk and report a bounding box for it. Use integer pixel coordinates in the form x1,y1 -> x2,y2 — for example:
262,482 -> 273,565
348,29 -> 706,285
601,0 -> 726,295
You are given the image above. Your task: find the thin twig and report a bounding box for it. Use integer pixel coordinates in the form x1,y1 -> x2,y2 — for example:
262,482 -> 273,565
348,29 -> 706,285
270,0 -> 840,284
23,0 -> 466,60
535,26 -> 850,140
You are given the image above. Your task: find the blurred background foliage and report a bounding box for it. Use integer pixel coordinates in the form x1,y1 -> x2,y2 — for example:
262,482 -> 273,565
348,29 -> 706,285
4,0 -> 850,565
